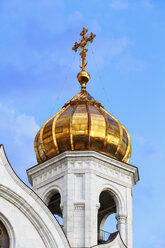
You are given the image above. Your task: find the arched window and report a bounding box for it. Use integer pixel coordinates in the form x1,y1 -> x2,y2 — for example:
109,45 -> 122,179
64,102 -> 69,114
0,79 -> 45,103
48,191 -> 63,226
98,190 -> 117,244
0,220 -> 9,248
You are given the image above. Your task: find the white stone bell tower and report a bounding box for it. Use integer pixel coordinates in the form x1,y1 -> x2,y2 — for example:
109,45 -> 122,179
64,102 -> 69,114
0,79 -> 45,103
27,151 -> 139,248
27,27 -> 139,248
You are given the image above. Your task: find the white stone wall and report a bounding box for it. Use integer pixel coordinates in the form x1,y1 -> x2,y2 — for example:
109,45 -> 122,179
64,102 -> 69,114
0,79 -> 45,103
27,151 -> 139,248
0,145 -> 70,248
0,197 -> 46,248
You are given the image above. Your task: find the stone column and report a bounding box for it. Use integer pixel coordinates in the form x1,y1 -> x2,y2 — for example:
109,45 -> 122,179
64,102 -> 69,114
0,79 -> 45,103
63,173 -> 75,247
116,214 -> 127,244
84,172 -> 98,247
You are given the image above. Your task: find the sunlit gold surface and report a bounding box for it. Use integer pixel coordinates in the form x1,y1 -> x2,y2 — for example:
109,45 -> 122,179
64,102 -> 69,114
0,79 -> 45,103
34,28 -> 131,164
34,90 -> 131,164
72,27 -> 96,71
72,27 -> 95,90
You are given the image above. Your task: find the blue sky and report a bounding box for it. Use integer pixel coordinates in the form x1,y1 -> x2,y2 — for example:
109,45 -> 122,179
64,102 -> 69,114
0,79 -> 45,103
0,0 -> 165,247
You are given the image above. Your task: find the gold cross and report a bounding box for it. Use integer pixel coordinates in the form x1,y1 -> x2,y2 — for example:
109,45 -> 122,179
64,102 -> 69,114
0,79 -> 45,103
72,27 -> 96,71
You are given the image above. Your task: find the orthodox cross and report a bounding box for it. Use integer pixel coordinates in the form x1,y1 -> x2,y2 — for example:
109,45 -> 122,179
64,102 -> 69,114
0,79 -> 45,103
72,27 -> 96,71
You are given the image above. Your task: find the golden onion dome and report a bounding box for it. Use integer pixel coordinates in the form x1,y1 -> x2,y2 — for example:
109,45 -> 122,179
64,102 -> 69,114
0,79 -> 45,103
34,28 -> 131,164
34,88 -> 131,164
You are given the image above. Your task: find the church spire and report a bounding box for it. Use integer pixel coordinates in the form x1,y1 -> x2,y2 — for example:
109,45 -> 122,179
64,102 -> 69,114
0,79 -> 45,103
72,27 -> 96,90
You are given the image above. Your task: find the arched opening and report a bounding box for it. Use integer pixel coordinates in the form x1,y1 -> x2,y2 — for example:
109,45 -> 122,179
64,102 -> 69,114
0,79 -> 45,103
47,191 -> 63,226
0,220 -> 9,248
98,190 -> 117,244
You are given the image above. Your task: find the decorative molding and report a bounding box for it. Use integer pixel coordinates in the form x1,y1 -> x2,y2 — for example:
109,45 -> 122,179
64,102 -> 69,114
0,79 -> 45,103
42,184 -> 63,205
0,185 -> 62,248
28,151 -> 138,191
116,214 -> 127,224
74,203 -> 85,211
27,151 -> 139,186
0,145 -> 70,248
97,184 -> 126,216
0,212 -> 15,248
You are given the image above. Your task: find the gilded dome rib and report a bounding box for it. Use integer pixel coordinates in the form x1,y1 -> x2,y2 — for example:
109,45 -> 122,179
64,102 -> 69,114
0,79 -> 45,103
97,106 -> 108,150
70,104 -> 78,151
40,115 -> 55,159
37,132 -> 47,162
104,110 -> 123,159
34,131 -> 42,163
122,126 -> 131,163
100,108 -> 120,154
88,104 -> 106,151
86,103 -> 91,149
71,102 -> 89,150
52,108 -> 66,155
115,121 -> 123,158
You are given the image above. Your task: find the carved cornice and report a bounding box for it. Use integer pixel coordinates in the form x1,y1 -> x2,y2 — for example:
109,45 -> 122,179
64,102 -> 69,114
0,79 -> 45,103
27,151 -> 139,187
27,151 -> 138,190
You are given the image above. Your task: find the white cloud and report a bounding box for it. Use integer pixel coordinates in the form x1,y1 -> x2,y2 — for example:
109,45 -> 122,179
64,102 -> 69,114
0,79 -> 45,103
0,104 -> 39,145
109,0 -> 128,9
14,114 -> 39,145
0,103 -> 40,183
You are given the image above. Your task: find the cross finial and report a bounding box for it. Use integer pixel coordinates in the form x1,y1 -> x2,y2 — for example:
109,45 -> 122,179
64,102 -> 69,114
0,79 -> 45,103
72,27 -> 96,71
